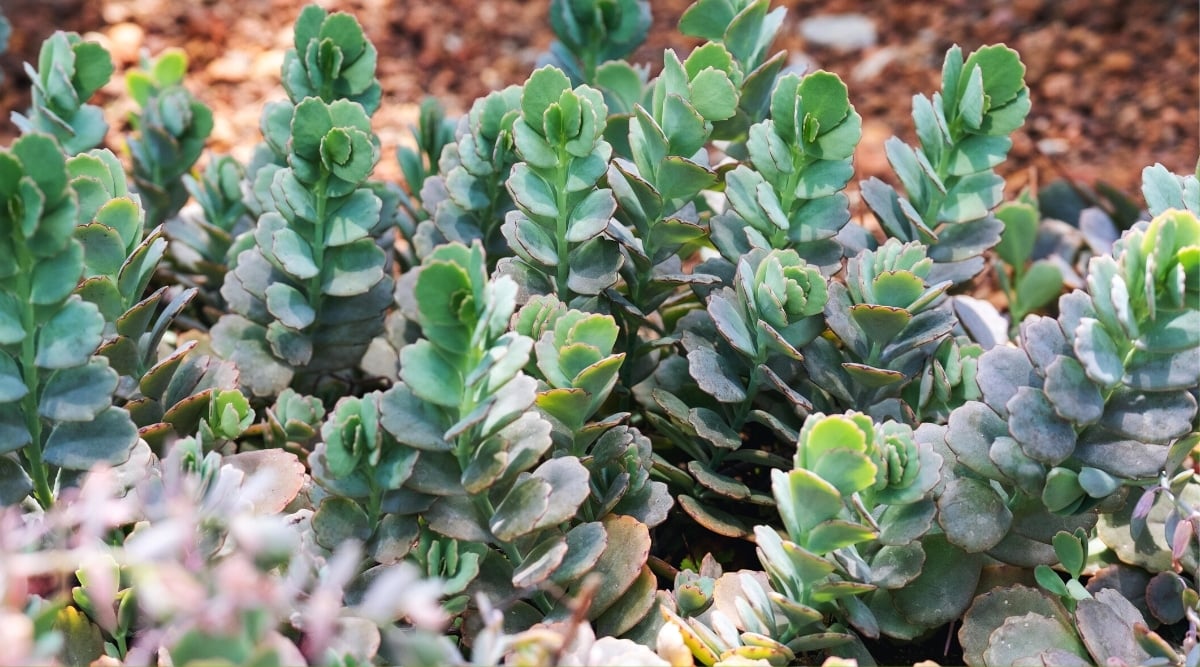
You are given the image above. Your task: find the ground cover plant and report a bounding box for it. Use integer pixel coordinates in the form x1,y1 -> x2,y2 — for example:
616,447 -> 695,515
0,0 -> 1197,665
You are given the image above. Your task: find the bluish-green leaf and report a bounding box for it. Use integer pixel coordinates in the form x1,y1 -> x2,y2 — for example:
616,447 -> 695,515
38,358 -> 118,421
43,406 -> 137,469
35,297 -> 104,369
938,477 -> 1012,552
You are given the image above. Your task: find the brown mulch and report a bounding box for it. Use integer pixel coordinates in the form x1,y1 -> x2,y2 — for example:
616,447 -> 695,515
1,0 -> 1196,203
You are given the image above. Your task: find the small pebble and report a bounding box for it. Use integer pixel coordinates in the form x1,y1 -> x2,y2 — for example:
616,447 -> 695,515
799,14 -> 877,51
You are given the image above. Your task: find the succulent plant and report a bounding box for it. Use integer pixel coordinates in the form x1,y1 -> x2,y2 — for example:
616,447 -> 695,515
677,0 -> 788,143
803,239 -> 957,423
11,32 -> 113,155
946,209 -> 1199,519
0,134 -> 138,507
862,44 -> 1030,284
298,243 -> 663,637
709,70 -> 861,272
604,42 -> 741,393
212,8 -> 392,398
663,413 -> 942,663
546,0 -> 651,87
497,65 -> 622,303
647,247 -> 828,538
165,154 -> 253,300
125,48 -> 214,227
411,86 -> 524,265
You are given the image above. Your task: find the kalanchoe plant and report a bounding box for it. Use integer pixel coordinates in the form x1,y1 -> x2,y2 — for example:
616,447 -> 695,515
411,86 -> 524,265
647,247 -> 827,538
498,66 -> 621,303
125,48 -> 214,227
0,134 -> 138,508
11,32 -> 113,155
804,239 -> 956,423
862,44 -> 1030,284
709,70 -> 862,273
213,8 -> 392,398
361,243 -> 661,637
64,147 -> 239,448
165,154 -> 253,302
664,413 -> 942,663
933,209 -> 1199,598
546,0 -> 651,87
677,0 -> 788,143
601,43 -> 741,398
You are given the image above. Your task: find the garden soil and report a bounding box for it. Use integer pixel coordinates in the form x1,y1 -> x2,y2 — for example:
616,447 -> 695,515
1,0 -> 1196,211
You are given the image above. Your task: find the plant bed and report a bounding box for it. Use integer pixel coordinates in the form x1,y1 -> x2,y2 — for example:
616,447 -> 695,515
0,1 -> 1197,665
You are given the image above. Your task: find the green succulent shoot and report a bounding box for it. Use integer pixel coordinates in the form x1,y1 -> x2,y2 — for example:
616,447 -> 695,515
804,239 -> 957,420
125,48 -> 215,227
0,134 -> 138,508
413,86 -> 523,264
862,44 -> 1030,285
12,32 -> 113,155
283,4 -> 382,112
499,66 -> 622,302
548,0 -> 651,86
794,412 -> 939,508
213,75 -> 390,397
709,247 -> 829,364
516,295 -> 625,439
712,70 -> 861,270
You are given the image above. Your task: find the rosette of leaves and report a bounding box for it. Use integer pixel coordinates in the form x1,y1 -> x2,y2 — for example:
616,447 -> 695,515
803,239 -> 957,422
605,43 -> 737,385
709,70 -> 861,273
899,334 -> 983,424
364,243 -> 658,637
771,414 -> 941,650
514,296 -> 672,527
282,4 -> 382,114
11,32 -> 113,155
514,295 -> 626,446
663,414 -> 941,664
497,65 -> 622,303
0,134 -> 138,507
411,86 -> 523,265
165,155 -> 253,299
125,48 -> 214,227
244,4 -> 383,210
262,388 -> 326,450
937,210 -> 1199,571
307,390 -> 420,557
677,0 -> 788,143
647,248 -> 827,538
546,0 -> 650,86
213,96 -> 392,397
861,45 -> 1030,285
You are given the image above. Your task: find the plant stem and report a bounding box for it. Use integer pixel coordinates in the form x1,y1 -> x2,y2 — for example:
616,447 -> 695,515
14,242 -> 53,509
